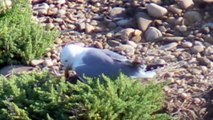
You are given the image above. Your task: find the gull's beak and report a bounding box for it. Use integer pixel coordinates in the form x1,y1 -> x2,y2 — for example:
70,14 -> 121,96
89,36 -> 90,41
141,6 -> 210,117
64,66 -> 71,79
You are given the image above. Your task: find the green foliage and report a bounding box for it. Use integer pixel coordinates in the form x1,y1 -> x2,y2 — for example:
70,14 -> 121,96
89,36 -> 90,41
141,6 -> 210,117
0,72 -> 174,120
0,0 -> 59,66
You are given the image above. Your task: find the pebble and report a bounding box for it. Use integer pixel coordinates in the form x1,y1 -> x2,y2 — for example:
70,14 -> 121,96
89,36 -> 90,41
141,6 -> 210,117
31,59 -> 44,66
110,7 -> 126,18
119,28 -> 135,40
154,59 -> 166,64
37,3 -> 49,15
0,65 -> 33,75
107,40 -> 121,47
136,12 -> 152,31
79,22 -> 86,30
184,11 -> 202,25
57,9 -> 66,17
116,19 -> 130,26
159,42 -> 178,50
55,0 -> 66,4
147,3 -> 168,18
85,23 -> 95,33
44,58 -> 54,67
191,42 -> 205,53
177,25 -> 187,32
145,27 -> 162,41
182,41 -> 193,48
47,7 -> 58,16
177,0 -> 194,9
197,57 -> 212,67
46,22 -> 55,29
155,37 -> 184,42
131,35 -> 142,43
168,4 -> 182,15
115,45 -> 135,56
127,41 -> 137,48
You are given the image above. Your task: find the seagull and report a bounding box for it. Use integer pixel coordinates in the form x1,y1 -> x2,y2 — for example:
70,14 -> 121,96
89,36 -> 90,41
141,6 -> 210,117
60,43 -> 162,82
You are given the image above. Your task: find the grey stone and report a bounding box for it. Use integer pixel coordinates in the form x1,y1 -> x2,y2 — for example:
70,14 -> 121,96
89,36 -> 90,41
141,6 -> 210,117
115,45 -> 135,56
182,41 -> 193,48
197,57 -> 212,67
184,11 -> 202,25
110,7 -> 126,18
145,27 -> 162,41
107,40 -> 121,47
160,42 -> 178,50
155,37 -> 184,42
191,42 -> 205,53
147,3 -> 168,18
31,59 -> 44,66
44,58 -> 54,67
168,4 -> 182,15
0,65 -> 33,76
177,0 -> 194,9
136,12 -> 152,31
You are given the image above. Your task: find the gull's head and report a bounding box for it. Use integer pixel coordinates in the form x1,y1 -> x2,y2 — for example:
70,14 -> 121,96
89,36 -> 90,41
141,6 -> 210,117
60,44 -> 84,69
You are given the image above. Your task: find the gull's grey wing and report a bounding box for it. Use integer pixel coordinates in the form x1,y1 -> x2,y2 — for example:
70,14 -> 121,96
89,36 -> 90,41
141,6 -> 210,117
102,49 -> 129,62
74,48 -> 138,79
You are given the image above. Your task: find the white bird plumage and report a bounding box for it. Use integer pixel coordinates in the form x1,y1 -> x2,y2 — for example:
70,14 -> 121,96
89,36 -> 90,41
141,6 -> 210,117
60,44 -> 157,81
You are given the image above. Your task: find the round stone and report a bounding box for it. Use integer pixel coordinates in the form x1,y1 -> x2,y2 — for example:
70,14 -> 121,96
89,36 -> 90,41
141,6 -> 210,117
145,27 -> 162,41
147,3 -> 168,18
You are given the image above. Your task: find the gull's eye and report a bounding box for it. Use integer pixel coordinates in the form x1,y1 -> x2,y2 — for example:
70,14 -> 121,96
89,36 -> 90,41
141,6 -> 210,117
64,60 -> 68,63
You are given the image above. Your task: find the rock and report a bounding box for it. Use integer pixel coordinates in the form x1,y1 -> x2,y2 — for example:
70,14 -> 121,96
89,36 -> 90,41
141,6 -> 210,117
177,0 -> 194,9
110,7 -> 126,18
0,65 -> 33,76
31,59 -> 44,66
55,0 -> 66,4
155,36 -> 184,42
131,35 -> 142,43
150,0 -> 162,4
44,58 -> 54,67
168,4 -> 182,15
204,46 -> 213,56
127,41 -> 137,48
147,3 -> 168,18
85,23 -> 95,33
116,19 -> 130,26
197,57 -> 212,67
119,28 -> 135,40
36,3 -> 49,15
57,9 -> 66,17
115,45 -> 135,56
184,11 -> 202,25
182,41 -> 193,48
107,22 -> 117,28
153,59 -> 166,64
136,12 -> 152,31
107,40 -> 121,47
159,42 -> 178,50
205,36 -> 213,44
177,25 -> 187,32
47,7 -> 58,16
145,27 -> 162,41
191,41 -> 205,53
79,22 -> 86,30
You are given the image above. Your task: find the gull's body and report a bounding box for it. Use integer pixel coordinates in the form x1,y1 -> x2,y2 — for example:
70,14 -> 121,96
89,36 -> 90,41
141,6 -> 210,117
60,44 -> 158,82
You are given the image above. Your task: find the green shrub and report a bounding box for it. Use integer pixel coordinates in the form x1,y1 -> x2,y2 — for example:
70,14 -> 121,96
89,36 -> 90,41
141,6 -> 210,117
0,0 -> 59,66
0,71 -> 173,120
